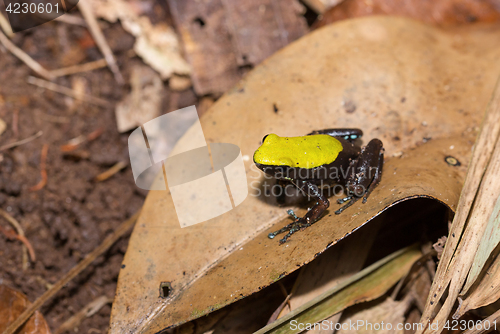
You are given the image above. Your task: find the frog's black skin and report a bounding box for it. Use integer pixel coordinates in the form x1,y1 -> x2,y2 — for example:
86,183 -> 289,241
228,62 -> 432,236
255,128 -> 384,244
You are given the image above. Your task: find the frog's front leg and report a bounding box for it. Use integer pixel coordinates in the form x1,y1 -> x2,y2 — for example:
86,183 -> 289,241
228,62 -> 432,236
336,138 -> 384,214
268,180 -> 329,244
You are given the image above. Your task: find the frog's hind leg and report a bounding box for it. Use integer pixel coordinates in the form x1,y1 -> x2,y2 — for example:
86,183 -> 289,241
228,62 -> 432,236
362,147 -> 384,203
336,139 -> 384,214
268,180 -> 329,244
308,128 -> 363,143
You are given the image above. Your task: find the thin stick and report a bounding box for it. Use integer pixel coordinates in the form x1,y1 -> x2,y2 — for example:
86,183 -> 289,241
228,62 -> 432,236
0,12 -> 13,37
27,76 -> 110,107
95,161 -> 128,182
29,144 -> 49,192
0,131 -> 43,152
77,0 -> 124,85
12,109 -> 19,138
60,128 -> 104,152
2,210 -> 141,334
0,209 -> 33,268
50,58 -> 107,78
54,295 -> 112,334
54,14 -> 87,26
0,30 -> 54,81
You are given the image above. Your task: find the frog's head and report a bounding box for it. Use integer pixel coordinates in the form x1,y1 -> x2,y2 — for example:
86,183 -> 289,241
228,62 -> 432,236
253,134 -> 292,178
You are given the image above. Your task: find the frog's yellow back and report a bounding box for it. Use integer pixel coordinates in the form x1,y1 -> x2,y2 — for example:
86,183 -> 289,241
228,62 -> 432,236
253,134 -> 343,169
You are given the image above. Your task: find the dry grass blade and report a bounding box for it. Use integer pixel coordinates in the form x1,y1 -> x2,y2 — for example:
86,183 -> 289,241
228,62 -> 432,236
94,161 -> 128,182
0,209 -> 34,269
1,210 -> 141,334
29,144 -> 49,192
50,59 -> 107,78
255,245 -> 422,334
417,77 -> 500,333
27,76 -> 110,107
0,131 -> 43,152
454,250 -> 500,319
77,0 -> 124,84
0,12 -> 13,37
461,189 -> 500,294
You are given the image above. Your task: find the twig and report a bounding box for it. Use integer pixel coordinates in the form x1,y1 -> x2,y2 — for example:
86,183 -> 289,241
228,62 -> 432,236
0,30 -> 54,81
0,12 -> 13,37
95,161 -> 128,182
2,210 -> 141,334
50,58 -> 107,78
60,128 -> 104,152
37,111 -> 70,124
54,295 -> 113,334
27,76 -> 111,107
0,131 -> 43,152
54,14 -> 87,26
12,109 -> 19,138
29,144 -> 49,192
77,1 -> 124,85
0,209 -> 35,269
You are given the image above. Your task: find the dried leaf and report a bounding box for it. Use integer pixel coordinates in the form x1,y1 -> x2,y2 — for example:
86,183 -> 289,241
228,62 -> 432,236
417,78 -> 500,333
256,246 -> 422,334
0,284 -> 51,334
167,0 -> 308,95
462,195 -> 500,293
109,17 -> 500,334
454,252 -> 500,319
314,0 -> 500,29
90,0 -> 191,79
115,64 -> 163,132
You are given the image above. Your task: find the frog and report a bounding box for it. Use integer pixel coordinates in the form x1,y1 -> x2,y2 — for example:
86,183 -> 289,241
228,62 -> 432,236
253,128 -> 384,244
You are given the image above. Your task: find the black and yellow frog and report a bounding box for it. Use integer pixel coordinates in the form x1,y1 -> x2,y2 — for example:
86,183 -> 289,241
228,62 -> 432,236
254,128 -> 384,244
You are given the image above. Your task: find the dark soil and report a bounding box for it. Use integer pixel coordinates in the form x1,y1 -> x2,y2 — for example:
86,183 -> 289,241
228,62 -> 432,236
0,5 -> 197,333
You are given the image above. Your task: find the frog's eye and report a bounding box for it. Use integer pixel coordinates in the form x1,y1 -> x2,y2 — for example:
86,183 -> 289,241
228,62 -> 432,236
262,134 -> 269,143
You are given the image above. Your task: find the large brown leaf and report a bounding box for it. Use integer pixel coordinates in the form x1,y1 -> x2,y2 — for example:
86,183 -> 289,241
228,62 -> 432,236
109,17 -> 500,334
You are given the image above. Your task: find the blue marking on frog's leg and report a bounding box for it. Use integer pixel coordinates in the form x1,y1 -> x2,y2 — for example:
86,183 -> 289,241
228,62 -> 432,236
307,128 -> 363,143
335,196 -> 361,214
287,209 -> 299,220
337,196 -> 351,204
